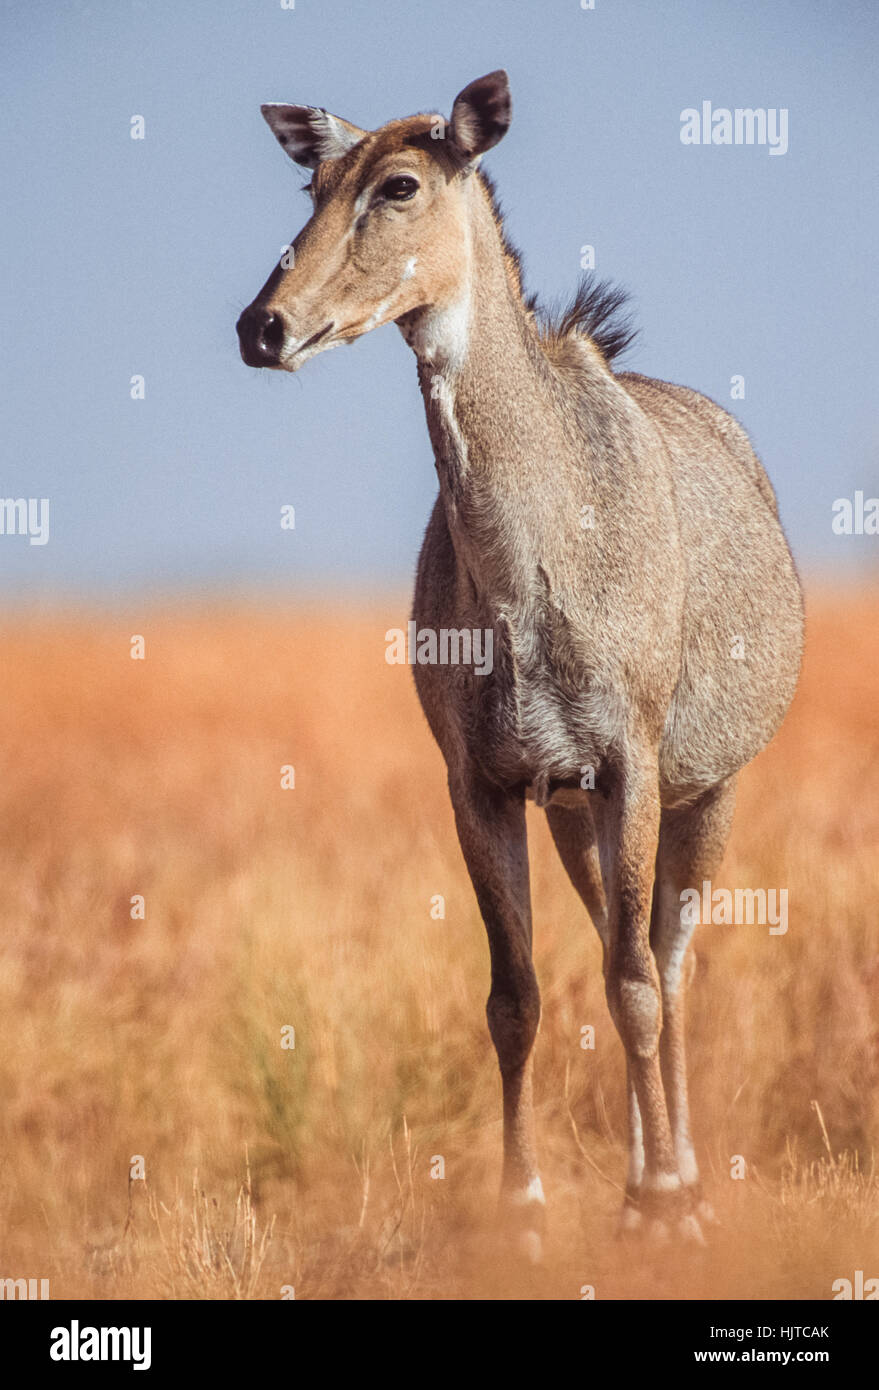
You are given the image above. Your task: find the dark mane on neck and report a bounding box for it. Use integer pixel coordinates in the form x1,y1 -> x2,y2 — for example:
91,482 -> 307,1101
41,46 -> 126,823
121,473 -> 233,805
476,168 -> 638,368
475,167 -> 529,303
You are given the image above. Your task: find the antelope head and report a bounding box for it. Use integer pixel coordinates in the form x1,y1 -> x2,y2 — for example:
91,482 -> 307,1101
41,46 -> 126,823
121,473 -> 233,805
236,71 -> 511,371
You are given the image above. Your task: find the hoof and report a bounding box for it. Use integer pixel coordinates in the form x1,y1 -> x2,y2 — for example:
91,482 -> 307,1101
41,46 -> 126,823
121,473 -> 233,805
677,1212 -> 706,1245
517,1229 -> 544,1265
499,1176 -> 546,1264
696,1198 -> 719,1227
618,1206 -> 706,1246
646,1217 -> 671,1243
616,1203 -> 642,1238
617,1178 -> 711,1244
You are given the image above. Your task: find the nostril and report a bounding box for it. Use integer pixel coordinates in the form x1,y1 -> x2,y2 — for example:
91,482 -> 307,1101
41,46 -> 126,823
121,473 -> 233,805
237,305 -> 286,365
260,312 -> 285,355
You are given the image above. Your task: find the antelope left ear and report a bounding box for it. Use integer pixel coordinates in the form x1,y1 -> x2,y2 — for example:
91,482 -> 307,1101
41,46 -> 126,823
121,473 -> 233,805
449,70 -> 512,161
261,104 -> 367,168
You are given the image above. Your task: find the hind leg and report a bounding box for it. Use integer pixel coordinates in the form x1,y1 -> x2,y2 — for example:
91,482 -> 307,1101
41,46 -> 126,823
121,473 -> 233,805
650,777 -> 737,1226
546,800 -> 646,1233
545,801 -> 607,945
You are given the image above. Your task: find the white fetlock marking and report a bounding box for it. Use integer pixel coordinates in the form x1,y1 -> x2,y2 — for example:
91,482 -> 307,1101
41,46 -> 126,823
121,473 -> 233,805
511,1175 -> 545,1207
677,1139 -> 700,1187
643,1170 -> 681,1193
627,1096 -> 645,1189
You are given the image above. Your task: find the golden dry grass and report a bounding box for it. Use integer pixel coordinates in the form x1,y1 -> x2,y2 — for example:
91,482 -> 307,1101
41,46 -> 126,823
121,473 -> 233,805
0,587 -> 877,1299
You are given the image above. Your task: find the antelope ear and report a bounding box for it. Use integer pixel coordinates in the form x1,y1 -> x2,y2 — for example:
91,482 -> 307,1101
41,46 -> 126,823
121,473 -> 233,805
260,104 -> 367,168
449,70 -> 512,160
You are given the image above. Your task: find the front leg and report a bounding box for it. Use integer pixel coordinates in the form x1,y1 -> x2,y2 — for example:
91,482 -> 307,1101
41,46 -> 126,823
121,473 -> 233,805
448,769 -> 544,1258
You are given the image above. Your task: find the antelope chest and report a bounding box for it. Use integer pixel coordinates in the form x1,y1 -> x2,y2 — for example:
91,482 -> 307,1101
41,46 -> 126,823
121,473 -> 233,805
454,610 -> 618,800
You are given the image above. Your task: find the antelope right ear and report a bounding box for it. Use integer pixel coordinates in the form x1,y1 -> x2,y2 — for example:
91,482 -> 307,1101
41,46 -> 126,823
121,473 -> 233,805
449,70 -> 512,161
261,104 -> 367,168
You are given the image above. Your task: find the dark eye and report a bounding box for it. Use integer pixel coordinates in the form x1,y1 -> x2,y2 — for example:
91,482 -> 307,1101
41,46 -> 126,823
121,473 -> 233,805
380,175 -> 419,202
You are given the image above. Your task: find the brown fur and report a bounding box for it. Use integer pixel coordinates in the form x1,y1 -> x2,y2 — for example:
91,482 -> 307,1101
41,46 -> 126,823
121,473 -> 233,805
237,71 -> 804,1253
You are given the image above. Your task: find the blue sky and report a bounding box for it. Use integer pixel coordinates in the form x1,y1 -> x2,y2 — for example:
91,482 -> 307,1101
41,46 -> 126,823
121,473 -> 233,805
2,0 -> 877,601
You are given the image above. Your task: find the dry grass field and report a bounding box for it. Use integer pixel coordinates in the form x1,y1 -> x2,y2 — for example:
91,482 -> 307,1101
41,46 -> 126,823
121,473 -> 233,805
0,586 -> 877,1300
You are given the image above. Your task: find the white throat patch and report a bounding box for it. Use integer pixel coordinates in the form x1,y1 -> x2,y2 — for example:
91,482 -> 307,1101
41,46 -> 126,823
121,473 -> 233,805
397,285 -> 472,488
400,291 -> 471,374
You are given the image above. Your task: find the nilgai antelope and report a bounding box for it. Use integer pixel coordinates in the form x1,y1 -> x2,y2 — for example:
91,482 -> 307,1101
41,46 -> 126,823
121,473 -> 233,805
237,71 -> 803,1253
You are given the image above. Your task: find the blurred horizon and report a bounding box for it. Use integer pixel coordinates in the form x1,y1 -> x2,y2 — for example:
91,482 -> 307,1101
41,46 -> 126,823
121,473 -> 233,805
2,0 -> 878,603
